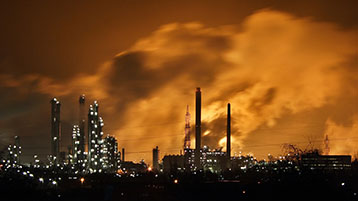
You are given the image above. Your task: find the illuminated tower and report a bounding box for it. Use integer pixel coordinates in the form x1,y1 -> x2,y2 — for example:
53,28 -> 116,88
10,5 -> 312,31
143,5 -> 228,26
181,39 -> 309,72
184,105 -> 191,149
102,135 -> 119,172
14,136 -> 21,164
324,135 -> 330,155
88,101 -> 104,172
195,87 -> 202,169
72,124 -> 86,170
6,136 -> 21,167
227,103 -> 231,160
78,95 -> 86,162
50,97 -> 61,164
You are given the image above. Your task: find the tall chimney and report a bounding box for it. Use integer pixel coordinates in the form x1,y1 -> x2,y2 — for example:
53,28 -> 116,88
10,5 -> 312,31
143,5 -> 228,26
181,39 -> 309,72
152,146 -> 159,171
195,87 -> 201,169
79,95 -> 86,159
195,88 -> 201,150
50,98 -> 61,165
122,148 -> 125,162
227,103 -> 231,159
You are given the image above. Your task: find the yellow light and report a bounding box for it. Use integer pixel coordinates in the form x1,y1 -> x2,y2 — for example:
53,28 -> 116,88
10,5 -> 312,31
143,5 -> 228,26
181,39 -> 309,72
80,178 -> 85,184
203,130 -> 211,136
147,167 -> 152,171
174,179 -> 178,184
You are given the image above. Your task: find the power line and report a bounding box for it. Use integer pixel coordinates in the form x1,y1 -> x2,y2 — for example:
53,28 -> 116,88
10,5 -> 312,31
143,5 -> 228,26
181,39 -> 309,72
126,147 -> 182,155
105,121 -> 183,132
119,133 -> 183,142
237,137 -> 358,149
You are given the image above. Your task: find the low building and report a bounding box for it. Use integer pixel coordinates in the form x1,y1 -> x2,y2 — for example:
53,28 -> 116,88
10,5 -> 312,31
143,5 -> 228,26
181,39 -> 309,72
184,148 -> 195,172
201,146 -> 227,173
231,155 -> 257,171
163,155 -> 184,173
301,153 -> 351,171
121,161 -> 147,174
164,146 -> 227,173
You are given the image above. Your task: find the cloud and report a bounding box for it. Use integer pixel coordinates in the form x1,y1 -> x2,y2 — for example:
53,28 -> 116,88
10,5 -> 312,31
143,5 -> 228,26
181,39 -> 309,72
324,117 -> 358,157
101,10 -> 356,161
0,10 -> 357,162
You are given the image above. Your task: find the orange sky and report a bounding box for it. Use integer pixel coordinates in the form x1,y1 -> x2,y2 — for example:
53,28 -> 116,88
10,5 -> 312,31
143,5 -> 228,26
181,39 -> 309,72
0,1 -> 357,164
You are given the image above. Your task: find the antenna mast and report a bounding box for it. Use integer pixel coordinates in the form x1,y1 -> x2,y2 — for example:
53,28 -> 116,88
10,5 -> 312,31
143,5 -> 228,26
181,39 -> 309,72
324,134 -> 330,155
184,105 -> 191,149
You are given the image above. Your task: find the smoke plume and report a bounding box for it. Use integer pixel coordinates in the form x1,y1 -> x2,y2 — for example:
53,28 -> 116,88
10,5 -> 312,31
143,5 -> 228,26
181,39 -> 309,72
0,10 -> 357,162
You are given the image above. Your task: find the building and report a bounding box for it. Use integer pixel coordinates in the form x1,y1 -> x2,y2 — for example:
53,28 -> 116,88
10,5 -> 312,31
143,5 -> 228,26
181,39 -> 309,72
301,153 -> 351,171
231,155 -> 257,171
184,146 -> 227,173
164,147 -> 227,173
102,135 -> 120,172
88,101 -> 104,172
201,146 -> 227,173
120,161 -> 148,174
184,148 -> 195,171
50,97 -> 61,164
163,155 -> 185,173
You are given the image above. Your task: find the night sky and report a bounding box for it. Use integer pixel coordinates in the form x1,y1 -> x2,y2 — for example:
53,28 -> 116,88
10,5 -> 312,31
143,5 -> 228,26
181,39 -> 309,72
0,0 -> 357,164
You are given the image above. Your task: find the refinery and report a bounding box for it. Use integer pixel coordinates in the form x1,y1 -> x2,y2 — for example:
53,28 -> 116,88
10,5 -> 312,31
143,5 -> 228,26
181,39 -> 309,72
1,88 -> 356,201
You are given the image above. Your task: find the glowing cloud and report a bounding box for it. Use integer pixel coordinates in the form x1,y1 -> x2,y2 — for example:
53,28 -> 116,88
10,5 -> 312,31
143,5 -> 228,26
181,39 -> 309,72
0,10 -> 357,162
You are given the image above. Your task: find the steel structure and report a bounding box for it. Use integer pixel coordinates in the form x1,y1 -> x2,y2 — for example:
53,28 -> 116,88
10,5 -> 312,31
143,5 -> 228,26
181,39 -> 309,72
184,105 -> 191,149
324,135 -> 330,155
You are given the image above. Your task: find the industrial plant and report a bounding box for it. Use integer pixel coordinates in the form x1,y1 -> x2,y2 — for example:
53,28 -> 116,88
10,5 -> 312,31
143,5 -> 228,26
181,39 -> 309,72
1,88 -> 353,175
0,87 -> 356,201
163,87 -> 231,173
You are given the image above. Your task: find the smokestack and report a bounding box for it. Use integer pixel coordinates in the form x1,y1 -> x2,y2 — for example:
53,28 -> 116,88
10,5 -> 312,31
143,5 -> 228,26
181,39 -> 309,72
122,148 -> 125,162
152,146 -> 159,171
195,87 -> 201,150
50,98 -> 61,164
79,95 -> 86,158
227,103 -> 231,159
195,87 -> 201,169
14,136 -> 20,164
